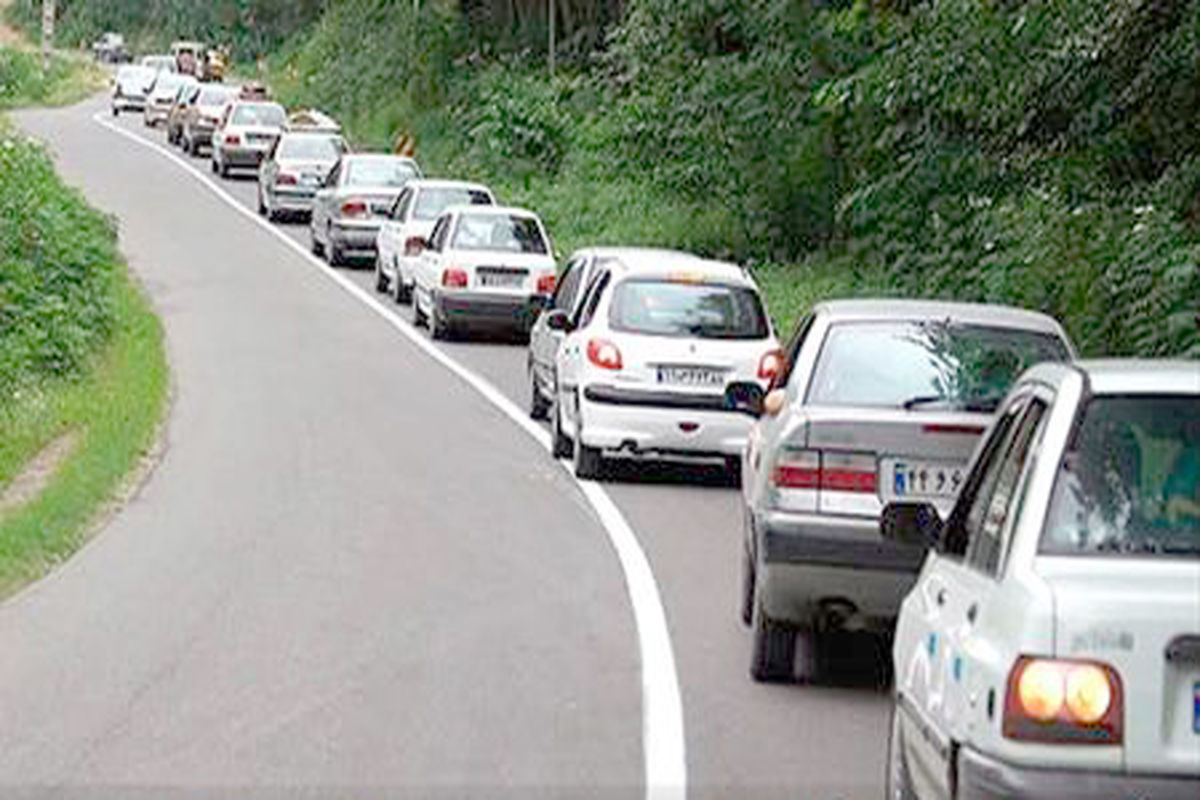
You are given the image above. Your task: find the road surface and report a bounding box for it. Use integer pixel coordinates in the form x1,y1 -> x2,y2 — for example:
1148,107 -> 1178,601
0,95 -> 889,799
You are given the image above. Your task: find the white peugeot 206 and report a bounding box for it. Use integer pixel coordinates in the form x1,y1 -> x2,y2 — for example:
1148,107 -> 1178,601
883,359 -> 1200,800
548,252 -> 782,481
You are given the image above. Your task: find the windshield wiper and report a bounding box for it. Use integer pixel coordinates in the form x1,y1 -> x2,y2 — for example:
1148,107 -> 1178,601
901,394 -> 950,410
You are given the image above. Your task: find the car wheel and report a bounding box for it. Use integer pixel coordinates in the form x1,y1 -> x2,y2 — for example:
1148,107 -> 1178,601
885,706 -> 918,800
218,159 -> 229,179
572,397 -> 603,480
310,227 -> 324,258
210,157 -> 218,174
529,368 -> 550,420
395,260 -> 412,305
740,546 -> 755,626
375,257 -> 389,293
257,187 -> 267,217
725,455 -> 743,487
112,106 -> 119,117
430,299 -> 450,340
412,289 -> 427,328
551,388 -> 572,458
327,232 -> 344,267
750,574 -> 798,682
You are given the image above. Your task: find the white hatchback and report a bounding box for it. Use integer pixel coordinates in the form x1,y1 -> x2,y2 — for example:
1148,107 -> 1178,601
885,359 -> 1200,799
548,254 -> 781,480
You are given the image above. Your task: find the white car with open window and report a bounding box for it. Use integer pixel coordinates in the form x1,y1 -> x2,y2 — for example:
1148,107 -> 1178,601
547,253 -> 781,480
884,359 -> 1200,799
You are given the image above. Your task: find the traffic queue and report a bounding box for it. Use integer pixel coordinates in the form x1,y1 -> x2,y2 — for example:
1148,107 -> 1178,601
111,51 -> 1200,800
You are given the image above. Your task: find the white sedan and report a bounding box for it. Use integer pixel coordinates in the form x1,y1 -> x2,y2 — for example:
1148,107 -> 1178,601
375,179 -> 496,305
410,205 -> 557,340
549,253 -> 781,480
885,359 -> 1200,799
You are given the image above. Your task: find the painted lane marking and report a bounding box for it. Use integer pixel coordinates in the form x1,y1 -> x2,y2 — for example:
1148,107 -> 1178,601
91,112 -> 687,799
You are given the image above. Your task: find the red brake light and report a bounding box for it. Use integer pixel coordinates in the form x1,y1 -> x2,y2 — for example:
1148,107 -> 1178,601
586,339 -> 623,371
442,268 -> 468,288
1003,656 -> 1123,744
275,172 -> 297,185
341,199 -> 368,219
758,348 -> 784,382
224,133 -> 240,145
771,449 -> 877,493
536,272 -> 556,295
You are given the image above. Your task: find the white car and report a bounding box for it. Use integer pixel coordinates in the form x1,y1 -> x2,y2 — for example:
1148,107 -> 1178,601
549,254 -> 781,480
143,72 -> 194,128
111,65 -> 156,116
375,179 -> 496,304
885,359 -> 1200,799
411,205 -> 557,340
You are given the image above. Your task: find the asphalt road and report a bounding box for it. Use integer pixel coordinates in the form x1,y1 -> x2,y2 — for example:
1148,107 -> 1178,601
1,96 -> 889,799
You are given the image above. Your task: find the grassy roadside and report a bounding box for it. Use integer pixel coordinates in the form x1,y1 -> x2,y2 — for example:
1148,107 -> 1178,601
0,45 -> 109,109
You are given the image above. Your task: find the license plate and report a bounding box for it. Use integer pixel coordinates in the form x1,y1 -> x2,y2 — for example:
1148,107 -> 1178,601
301,174 -> 321,186
1193,682 -> 1199,734
478,270 -> 526,288
886,459 -> 965,499
657,366 -> 727,387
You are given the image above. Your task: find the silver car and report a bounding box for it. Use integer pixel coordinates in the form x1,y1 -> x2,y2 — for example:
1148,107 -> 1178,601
739,299 -> 1075,682
143,72 -> 194,128
179,84 -> 237,156
257,131 -> 347,221
111,65 -> 155,116
309,154 -> 422,266
138,54 -> 177,73
210,101 -> 287,178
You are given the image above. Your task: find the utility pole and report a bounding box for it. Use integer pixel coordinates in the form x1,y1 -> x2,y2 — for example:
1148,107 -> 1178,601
548,0 -> 555,78
41,0 -> 55,70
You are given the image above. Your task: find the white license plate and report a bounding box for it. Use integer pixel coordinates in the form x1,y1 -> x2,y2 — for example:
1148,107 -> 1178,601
301,174 -> 322,186
478,271 -> 525,288
657,366 -> 727,387
885,459 -> 966,499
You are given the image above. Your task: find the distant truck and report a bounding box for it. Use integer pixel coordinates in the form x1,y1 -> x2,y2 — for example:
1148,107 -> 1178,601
170,40 -> 226,82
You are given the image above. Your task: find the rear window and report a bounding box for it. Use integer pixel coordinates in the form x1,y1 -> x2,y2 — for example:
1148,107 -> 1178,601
806,320 -> 1069,410
413,187 -> 493,220
450,213 -> 547,254
231,104 -> 285,127
276,135 -> 342,160
345,158 -> 419,188
608,280 -> 770,340
197,87 -> 234,105
1041,395 -> 1200,558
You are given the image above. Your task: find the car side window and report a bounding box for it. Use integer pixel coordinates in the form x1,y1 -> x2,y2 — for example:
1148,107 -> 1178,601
391,189 -> 412,221
575,270 -> 611,329
962,398 -> 1048,576
553,258 -> 585,312
776,314 -> 814,389
430,216 -> 451,252
325,163 -> 340,188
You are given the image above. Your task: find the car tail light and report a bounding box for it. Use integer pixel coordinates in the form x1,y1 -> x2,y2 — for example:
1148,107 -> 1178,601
276,173 -> 297,185
442,267 -> 468,288
758,348 -> 784,382
224,133 -> 240,146
341,199 -> 368,219
536,272 -> 556,295
586,339 -> 623,371
1003,656 -> 1123,744
771,449 -> 877,493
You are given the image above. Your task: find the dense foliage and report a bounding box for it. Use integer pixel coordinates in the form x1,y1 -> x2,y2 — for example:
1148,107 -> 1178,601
0,122 -> 122,405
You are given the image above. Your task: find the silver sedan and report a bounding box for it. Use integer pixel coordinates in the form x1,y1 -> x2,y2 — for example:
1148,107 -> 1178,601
309,154 -> 422,266
257,132 -> 347,222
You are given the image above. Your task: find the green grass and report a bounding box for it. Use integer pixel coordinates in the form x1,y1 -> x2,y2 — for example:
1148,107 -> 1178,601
0,45 -> 108,109
0,266 -> 167,596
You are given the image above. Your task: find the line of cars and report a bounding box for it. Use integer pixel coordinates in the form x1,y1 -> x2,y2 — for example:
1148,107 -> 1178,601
123,65 -> 1200,798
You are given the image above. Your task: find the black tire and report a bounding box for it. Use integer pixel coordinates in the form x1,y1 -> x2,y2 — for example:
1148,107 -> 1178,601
572,403 -> 603,480
210,157 -> 218,174
375,259 -> 389,293
112,106 -> 119,117
885,706 -> 918,800
310,228 -> 324,257
750,578 -> 797,683
551,392 -> 572,458
187,135 -> 199,156
257,188 -> 267,217
430,301 -> 449,340
740,546 -> 755,627
218,160 -> 229,179
725,454 -> 743,487
394,273 -> 410,305
529,369 -> 550,420
326,228 -> 343,267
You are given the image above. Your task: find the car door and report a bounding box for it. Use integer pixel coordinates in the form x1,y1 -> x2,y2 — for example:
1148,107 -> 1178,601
556,266 -> 612,427
895,391 -> 1049,800
313,161 -> 340,243
530,255 -> 588,393
382,188 -> 413,280
416,213 -> 451,308
260,140 -> 279,204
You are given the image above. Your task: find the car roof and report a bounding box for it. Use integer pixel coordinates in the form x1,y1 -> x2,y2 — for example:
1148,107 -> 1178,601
1078,359 -> 1199,395
572,248 -> 751,286
444,203 -> 540,220
812,298 -> 1067,335
406,179 -> 492,193
341,153 -> 417,163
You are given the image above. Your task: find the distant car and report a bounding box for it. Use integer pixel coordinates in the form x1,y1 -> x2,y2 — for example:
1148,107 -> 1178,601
143,72 -> 195,128
308,154 -> 422,266
170,40 -> 205,77
285,108 -> 341,135
885,359 -> 1200,800
92,32 -> 129,63
165,81 -> 202,146
374,179 -> 496,304
550,253 -> 781,480
527,247 -> 679,421
110,64 -> 156,116
237,82 -> 271,101
209,101 -> 287,177
739,299 -> 1075,683
257,131 -> 348,221
138,54 -> 177,74
410,205 -> 556,341
179,83 -> 237,156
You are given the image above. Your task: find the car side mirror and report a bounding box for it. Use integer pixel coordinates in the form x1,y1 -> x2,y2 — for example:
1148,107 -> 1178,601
405,236 -> 428,256
880,502 -> 943,550
544,309 -> 572,332
725,382 -> 765,417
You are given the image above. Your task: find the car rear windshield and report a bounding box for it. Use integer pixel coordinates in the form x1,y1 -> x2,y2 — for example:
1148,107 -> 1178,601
231,104 -> 285,127
152,74 -> 188,94
1041,395 -> 1200,558
608,280 -> 770,340
345,159 -> 419,188
197,87 -> 234,105
276,135 -> 342,160
450,214 -> 547,254
806,320 -> 1069,410
414,188 -> 492,221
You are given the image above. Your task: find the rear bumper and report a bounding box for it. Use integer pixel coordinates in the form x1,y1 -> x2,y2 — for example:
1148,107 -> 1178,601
329,221 -> 384,255
271,187 -> 318,213
218,145 -> 269,167
958,746 -> 1200,800
754,509 -> 924,624
144,104 -> 170,123
434,290 -> 545,330
578,388 -> 753,457
113,95 -> 145,111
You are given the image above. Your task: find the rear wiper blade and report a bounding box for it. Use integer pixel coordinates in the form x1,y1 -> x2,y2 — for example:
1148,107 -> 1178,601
901,394 -> 949,410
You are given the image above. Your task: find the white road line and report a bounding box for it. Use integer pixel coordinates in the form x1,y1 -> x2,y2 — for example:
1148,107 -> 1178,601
92,112 -> 687,800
